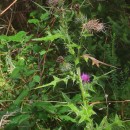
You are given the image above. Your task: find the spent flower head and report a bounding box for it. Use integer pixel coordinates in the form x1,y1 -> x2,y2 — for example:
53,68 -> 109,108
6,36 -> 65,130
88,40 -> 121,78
82,19 -> 105,33
60,62 -> 72,72
46,0 -> 58,6
56,56 -> 72,72
46,0 -> 64,6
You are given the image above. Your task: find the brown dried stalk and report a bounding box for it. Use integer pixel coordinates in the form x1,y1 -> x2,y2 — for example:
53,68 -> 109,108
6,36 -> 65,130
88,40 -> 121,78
0,0 -> 17,17
89,100 -> 130,119
0,112 -> 16,129
89,100 -> 130,106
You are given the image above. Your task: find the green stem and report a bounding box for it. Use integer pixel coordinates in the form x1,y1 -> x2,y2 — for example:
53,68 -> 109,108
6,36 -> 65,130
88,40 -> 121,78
76,46 -> 87,107
77,67 -> 87,107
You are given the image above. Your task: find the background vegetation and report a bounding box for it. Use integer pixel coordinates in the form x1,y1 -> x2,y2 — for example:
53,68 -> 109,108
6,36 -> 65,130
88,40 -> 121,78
0,0 -> 130,129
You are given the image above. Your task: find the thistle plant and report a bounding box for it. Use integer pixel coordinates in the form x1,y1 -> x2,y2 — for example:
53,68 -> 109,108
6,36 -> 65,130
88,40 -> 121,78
0,1 -> 127,129
33,4 -> 110,128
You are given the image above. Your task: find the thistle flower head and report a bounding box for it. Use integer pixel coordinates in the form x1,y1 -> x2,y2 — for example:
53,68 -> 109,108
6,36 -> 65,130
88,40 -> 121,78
82,19 -> 105,33
81,73 -> 90,83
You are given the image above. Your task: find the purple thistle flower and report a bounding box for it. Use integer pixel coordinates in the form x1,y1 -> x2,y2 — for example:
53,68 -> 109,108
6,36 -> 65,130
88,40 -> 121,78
81,73 -> 90,83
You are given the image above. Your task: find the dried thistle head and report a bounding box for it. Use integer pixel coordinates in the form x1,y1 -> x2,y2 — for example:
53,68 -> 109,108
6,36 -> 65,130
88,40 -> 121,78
82,19 -> 105,33
56,56 -> 64,63
60,62 -> 72,72
72,4 -> 80,13
46,0 -> 59,6
46,0 -> 64,7
56,56 -> 72,72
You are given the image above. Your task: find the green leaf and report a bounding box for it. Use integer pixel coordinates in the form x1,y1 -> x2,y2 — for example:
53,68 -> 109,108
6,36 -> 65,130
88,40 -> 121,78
72,94 -> 81,103
39,50 -> 46,55
0,35 -> 8,41
67,103 -> 79,116
10,114 -> 30,125
59,115 -> 76,123
66,43 -> 79,55
40,13 -> 49,21
33,102 -> 56,113
35,76 -> 70,89
8,31 -> 27,42
78,114 -> 86,124
28,19 -> 39,25
113,115 -> 123,127
98,3 -> 102,12
56,106 -> 70,114
0,32 -> 25,42
83,57 -> 89,63
32,33 -> 64,42
33,75 -> 40,83
62,92 -> 71,103
13,88 -> 29,106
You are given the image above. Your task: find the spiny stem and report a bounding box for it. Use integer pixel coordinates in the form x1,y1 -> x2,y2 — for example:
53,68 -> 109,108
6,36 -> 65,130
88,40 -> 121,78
76,45 -> 87,107
77,64 -> 87,107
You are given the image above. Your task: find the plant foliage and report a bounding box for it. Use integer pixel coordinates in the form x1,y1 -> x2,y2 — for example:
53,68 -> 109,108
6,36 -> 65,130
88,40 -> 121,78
0,0 -> 130,129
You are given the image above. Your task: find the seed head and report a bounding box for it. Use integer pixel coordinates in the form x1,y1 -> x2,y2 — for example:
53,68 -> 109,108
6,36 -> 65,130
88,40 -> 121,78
56,56 -> 64,63
60,62 -> 72,72
46,0 -> 64,6
82,19 -> 105,33
46,0 -> 59,6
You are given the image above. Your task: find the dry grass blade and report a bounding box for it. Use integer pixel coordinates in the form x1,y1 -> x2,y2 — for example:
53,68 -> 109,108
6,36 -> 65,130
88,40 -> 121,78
0,0 -> 17,17
0,111 -> 16,129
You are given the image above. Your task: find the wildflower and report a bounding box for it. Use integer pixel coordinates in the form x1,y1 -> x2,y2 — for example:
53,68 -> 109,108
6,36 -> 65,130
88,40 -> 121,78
81,73 -> 90,83
82,19 -> 105,33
